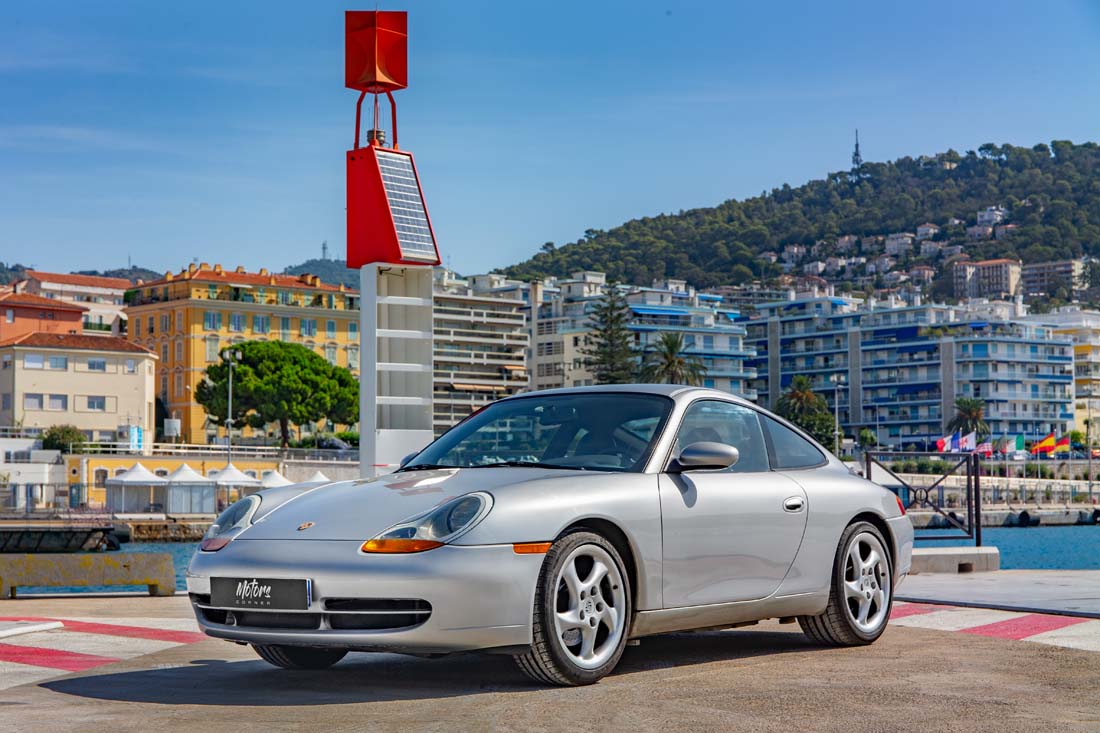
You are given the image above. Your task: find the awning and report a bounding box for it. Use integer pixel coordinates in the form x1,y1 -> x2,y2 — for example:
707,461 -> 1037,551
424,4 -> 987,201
166,463 -> 214,486
629,305 -> 688,317
449,383 -> 498,392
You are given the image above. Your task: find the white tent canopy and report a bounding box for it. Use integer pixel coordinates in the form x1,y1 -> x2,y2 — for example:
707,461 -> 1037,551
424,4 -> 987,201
212,463 -> 261,487
166,463 -> 216,514
106,462 -> 167,486
301,470 -> 332,485
260,469 -> 293,488
105,462 -> 167,514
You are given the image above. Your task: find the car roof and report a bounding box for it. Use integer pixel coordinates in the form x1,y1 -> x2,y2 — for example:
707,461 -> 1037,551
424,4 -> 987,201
503,383 -> 758,407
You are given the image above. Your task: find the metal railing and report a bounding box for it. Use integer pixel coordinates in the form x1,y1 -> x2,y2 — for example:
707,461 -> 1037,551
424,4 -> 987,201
66,441 -> 360,463
864,450 -> 982,546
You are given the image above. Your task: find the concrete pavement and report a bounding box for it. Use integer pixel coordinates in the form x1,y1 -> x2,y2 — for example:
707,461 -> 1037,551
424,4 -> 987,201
899,570 -> 1100,617
0,595 -> 1097,733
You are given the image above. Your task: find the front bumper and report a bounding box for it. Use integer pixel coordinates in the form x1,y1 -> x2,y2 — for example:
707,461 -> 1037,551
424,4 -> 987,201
186,539 -> 543,654
887,514 -> 915,585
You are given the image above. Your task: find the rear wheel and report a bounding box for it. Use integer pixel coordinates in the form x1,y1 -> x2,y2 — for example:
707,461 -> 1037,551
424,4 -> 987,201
253,644 -> 348,670
514,530 -> 632,686
798,521 -> 892,646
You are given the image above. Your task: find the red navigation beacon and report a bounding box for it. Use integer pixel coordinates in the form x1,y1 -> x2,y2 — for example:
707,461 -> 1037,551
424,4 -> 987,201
345,10 -> 440,268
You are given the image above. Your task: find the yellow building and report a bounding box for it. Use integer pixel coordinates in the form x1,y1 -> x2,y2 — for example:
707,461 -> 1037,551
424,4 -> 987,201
1025,307 -> 1100,430
124,263 -> 360,443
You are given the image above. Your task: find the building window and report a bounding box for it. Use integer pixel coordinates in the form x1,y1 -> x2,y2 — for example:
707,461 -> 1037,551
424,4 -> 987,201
160,342 -> 168,361
133,318 -> 141,338
47,355 -> 68,370
1,393 -> 11,410
208,284 -> 218,299
280,317 -> 291,340
0,355 -> 9,370
160,314 -> 170,332
176,309 -> 184,331
300,319 -> 317,337
253,315 -> 270,334
205,336 -> 220,362
47,394 -> 67,411
348,345 -> 359,367
175,372 -> 184,396
160,373 -> 168,400
175,341 -> 183,360
325,345 -> 337,364
4,309 -> 12,323
230,313 -> 245,332
24,354 -> 44,369
349,321 -> 359,340
87,396 -> 106,411
147,315 -> 155,334
278,291 -> 292,305
87,358 -> 107,372
326,320 -> 336,339
125,358 -> 137,374
203,311 -> 222,331
24,393 -> 43,410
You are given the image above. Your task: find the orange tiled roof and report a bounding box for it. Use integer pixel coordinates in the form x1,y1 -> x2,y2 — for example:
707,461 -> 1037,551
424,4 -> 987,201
139,264 -> 350,292
0,332 -> 154,354
24,270 -> 133,290
0,292 -> 88,312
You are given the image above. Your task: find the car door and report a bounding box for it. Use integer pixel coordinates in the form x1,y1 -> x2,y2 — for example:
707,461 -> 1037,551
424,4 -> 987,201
659,400 -> 808,608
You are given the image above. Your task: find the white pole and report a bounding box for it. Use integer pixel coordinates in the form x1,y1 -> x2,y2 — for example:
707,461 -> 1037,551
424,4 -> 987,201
360,264 -> 378,479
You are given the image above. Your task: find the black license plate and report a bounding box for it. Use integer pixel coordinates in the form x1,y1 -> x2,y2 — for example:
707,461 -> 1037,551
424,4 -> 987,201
210,577 -> 312,610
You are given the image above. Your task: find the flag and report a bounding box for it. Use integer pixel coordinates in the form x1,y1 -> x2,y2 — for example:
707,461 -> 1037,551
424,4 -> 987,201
1031,432 -> 1056,454
975,441 -> 993,455
1052,436 -> 1071,454
950,432 -> 961,451
1001,435 -> 1024,453
960,432 -> 976,451
936,435 -> 951,452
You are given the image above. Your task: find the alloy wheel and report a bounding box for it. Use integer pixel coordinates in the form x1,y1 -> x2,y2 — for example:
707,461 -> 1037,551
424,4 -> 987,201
842,531 -> 891,634
552,544 -> 628,670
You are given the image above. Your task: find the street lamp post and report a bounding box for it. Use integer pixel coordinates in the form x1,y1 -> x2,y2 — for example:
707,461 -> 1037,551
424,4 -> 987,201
1088,399 -> 1094,505
224,349 -> 243,465
831,373 -> 846,456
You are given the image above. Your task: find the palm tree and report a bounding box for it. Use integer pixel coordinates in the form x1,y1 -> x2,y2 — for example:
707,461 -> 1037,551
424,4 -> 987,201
945,397 -> 990,440
640,332 -> 705,385
776,375 -> 827,417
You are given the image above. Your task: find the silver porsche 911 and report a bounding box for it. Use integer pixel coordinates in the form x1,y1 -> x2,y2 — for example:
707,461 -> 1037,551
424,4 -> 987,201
187,385 -> 913,686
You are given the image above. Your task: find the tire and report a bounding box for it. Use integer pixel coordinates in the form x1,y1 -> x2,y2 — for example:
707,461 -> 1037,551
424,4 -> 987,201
514,530 -> 632,686
253,644 -> 348,670
798,521 -> 893,646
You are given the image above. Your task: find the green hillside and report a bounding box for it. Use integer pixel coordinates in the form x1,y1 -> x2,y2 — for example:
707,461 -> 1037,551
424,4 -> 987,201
284,258 -> 359,289
500,141 -> 1100,288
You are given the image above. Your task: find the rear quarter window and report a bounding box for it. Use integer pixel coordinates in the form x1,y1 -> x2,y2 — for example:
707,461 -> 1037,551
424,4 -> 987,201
763,416 -> 826,470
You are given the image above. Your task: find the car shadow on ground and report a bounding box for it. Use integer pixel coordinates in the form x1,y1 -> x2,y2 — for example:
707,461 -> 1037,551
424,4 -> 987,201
42,628 -> 816,706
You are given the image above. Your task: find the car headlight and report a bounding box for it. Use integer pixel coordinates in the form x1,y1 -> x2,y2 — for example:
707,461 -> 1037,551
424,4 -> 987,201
200,494 -> 261,552
361,492 -> 493,553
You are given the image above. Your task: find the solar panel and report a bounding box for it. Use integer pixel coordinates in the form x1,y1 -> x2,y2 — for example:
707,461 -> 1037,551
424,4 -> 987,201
375,150 -> 437,260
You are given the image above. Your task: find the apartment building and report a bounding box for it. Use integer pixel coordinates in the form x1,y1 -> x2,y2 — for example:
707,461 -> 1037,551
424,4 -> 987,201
745,295 -> 1073,448
1023,307 -> 1100,429
0,292 -> 86,341
14,270 -> 130,336
124,263 -> 360,443
0,333 -> 156,441
952,258 -> 1022,299
431,270 -> 528,433
1021,259 -> 1085,297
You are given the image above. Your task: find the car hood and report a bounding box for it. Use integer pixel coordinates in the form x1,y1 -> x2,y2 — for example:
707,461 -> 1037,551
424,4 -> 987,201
238,467 -> 587,542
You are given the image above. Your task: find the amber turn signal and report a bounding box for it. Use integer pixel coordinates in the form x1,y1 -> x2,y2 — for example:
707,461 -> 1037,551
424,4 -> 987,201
895,494 -> 907,516
512,542 -> 552,555
361,538 -> 444,553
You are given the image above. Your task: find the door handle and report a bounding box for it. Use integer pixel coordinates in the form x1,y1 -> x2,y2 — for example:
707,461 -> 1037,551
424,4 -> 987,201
783,496 -> 805,512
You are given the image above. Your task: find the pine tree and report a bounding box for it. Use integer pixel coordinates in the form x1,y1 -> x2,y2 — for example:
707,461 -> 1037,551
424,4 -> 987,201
584,285 -> 637,384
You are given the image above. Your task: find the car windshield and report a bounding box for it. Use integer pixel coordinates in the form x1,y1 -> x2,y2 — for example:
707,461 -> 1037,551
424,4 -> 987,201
404,392 -> 673,472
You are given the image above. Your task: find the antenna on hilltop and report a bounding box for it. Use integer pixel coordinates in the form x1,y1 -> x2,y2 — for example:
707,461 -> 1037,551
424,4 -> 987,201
852,129 -> 863,169
321,240 -> 329,261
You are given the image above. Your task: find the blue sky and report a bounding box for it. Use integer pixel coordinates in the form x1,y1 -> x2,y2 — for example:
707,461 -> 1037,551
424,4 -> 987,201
3,1 -> 1100,277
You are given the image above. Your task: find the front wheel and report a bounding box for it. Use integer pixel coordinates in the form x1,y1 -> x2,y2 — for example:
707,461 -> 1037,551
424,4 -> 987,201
798,521 -> 893,646
253,644 -> 347,670
514,530 -> 632,686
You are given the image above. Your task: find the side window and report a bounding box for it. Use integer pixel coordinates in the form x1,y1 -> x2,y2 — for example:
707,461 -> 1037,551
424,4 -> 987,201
674,400 -> 769,473
763,416 -> 826,469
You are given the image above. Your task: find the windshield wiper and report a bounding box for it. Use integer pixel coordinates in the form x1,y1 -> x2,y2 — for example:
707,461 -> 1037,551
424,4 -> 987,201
474,460 -> 587,470
394,463 -> 459,473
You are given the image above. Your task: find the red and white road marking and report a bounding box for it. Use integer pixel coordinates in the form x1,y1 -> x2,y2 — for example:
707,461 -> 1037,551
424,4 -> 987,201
0,615 -> 206,691
890,602 -> 1100,652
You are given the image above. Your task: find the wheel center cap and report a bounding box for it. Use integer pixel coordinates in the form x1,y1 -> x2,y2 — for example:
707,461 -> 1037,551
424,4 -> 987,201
584,598 -> 596,615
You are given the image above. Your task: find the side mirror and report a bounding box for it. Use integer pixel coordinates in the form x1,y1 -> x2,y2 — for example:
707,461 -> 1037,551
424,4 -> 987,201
670,442 -> 740,473
399,452 -> 418,469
